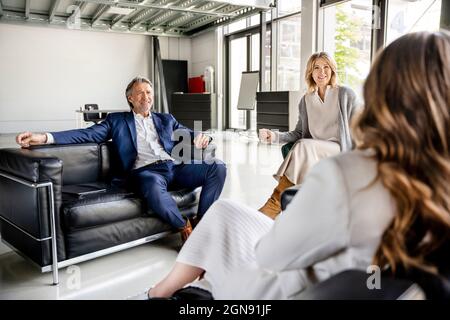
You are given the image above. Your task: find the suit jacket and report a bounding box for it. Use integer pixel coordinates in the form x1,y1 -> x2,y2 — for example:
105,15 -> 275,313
51,112 -> 194,176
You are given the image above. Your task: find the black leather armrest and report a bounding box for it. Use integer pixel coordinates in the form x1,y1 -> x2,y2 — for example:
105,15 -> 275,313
0,147 -> 66,263
281,185 -> 300,211
296,270 -> 424,300
0,148 -> 62,183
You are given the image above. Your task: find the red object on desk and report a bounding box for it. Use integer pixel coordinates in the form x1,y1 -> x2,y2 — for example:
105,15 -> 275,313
188,76 -> 205,93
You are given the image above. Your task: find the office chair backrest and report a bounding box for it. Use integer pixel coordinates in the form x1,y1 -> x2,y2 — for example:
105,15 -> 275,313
84,104 -> 106,124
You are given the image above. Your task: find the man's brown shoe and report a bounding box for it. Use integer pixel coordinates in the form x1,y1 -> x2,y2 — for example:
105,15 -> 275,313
179,219 -> 193,244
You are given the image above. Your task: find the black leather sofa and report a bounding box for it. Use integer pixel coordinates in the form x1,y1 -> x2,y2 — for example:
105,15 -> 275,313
0,141 -> 213,284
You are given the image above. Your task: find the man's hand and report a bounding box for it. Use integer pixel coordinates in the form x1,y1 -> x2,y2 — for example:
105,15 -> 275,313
16,132 -> 47,148
193,133 -> 210,149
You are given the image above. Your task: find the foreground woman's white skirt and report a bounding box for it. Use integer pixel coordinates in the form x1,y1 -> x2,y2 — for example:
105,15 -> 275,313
176,199 -> 311,299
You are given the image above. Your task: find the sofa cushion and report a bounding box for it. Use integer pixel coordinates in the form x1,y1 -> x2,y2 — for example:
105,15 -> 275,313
65,216 -> 172,258
61,185 -> 200,231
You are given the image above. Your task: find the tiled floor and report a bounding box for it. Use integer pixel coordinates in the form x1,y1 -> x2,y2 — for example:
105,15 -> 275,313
0,131 -> 282,299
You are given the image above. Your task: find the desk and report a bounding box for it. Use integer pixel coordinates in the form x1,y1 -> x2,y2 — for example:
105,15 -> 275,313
75,109 -> 129,128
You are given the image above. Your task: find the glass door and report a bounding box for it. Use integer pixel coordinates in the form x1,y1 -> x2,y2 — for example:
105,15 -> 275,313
229,36 -> 248,130
227,29 -> 262,130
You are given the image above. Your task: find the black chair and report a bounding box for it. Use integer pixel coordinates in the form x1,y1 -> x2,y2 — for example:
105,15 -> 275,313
281,187 -> 450,300
83,104 -> 107,124
281,142 -> 295,159
296,269 -> 425,300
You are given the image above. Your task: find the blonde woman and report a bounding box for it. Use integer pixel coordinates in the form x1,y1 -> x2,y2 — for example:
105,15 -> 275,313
143,31 -> 450,300
259,52 -> 360,218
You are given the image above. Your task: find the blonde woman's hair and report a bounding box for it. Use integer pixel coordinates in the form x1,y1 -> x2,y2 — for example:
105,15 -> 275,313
305,52 -> 338,92
353,31 -> 450,275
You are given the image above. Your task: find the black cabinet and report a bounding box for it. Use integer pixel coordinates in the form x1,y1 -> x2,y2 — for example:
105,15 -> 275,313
162,60 -> 188,112
256,91 -> 301,132
171,93 -> 216,131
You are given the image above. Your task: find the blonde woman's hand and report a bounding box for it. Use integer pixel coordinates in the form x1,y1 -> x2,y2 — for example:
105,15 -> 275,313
258,128 -> 275,144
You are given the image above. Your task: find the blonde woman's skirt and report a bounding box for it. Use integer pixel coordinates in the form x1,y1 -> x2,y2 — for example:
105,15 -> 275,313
274,139 -> 340,184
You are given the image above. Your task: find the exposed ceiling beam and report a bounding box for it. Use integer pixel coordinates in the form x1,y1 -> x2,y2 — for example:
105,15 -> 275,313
76,1 -> 88,14
91,4 -> 110,25
0,11 -> 187,36
208,0 -> 271,10
135,0 -> 186,28
147,11 -> 181,28
149,0 -> 185,20
166,2 -> 229,30
166,13 -> 195,29
129,9 -> 161,29
151,0 -> 214,30
184,5 -> 256,33
129,1 -> 190,29
25,0 -> 30,20
158,11 -> 184,26
111,6 -> 144,27
78,0 -> 234,17
49,0 -> 61,22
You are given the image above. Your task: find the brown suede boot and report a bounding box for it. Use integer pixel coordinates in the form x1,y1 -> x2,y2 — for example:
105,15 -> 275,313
258,175 -> 294,219
179,219 -> 193,245
188,216 -> 200,229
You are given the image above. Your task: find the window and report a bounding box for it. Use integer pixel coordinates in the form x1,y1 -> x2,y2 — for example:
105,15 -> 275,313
263,28 -> 271,91
277,14 -> 301,91
386,0 -> 442,45
229,37 -> 248,129
277,0 -> 302,18
322,0 -> 373,95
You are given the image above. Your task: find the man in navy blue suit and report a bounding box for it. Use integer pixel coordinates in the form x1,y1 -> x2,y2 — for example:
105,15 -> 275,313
16,76 -> 227,243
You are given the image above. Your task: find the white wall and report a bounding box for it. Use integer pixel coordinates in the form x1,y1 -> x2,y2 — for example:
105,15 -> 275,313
191,31 -> 216,78
0,24 -> 192,133
191,30 -> 224,129
0,23 -> 192,133
158,36 -> 192,76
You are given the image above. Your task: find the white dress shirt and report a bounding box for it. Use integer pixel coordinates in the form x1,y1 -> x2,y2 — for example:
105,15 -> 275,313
46,111 -> 173,170
132,112 -> 173,169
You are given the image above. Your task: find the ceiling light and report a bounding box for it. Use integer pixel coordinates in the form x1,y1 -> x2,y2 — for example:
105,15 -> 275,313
107,7 -> 135,15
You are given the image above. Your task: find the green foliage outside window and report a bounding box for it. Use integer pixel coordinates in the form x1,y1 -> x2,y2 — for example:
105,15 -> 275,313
334,6 -> 365,89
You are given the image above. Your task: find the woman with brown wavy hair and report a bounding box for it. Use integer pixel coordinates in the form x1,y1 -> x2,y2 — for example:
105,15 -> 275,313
138,31 -> 450,300
353,31 -> 450,279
